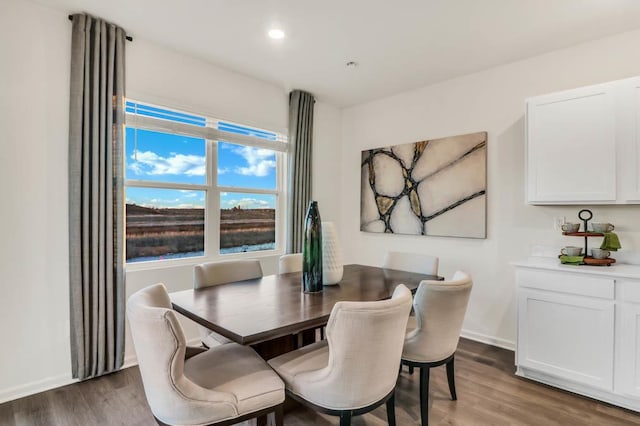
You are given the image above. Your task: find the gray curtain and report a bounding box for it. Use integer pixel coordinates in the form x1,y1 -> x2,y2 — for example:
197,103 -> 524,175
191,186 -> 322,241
68,14 -> 126,380
286,90 -> 315,253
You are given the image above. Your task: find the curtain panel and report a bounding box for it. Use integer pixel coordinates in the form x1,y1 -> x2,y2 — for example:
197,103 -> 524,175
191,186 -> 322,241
286,90 -> 315,253
68,13 -> 126,380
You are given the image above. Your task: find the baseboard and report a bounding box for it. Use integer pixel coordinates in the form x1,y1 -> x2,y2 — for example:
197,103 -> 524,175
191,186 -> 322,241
461,329 -> 515,351
0,337 -> 202,404
0,373 -> 77,405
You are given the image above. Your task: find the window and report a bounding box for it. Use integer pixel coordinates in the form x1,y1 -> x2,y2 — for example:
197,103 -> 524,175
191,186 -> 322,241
124,101 -> 286,264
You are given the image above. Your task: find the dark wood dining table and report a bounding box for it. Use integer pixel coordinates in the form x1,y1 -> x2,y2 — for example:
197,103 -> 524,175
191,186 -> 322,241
170,264 -> 442,354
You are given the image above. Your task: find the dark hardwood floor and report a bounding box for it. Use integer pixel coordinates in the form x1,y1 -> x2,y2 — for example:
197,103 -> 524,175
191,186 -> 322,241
1,338 -> 638,425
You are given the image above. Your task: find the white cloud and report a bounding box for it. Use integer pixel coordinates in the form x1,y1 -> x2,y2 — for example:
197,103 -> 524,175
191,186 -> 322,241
218,167 -> 230,175
178,190 -> 199,198
232,146 -> 275,177
129,150 -> 205,176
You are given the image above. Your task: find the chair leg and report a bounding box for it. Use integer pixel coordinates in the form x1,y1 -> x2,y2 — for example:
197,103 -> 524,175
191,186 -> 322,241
409,365 -> 414,374
339,410 -> 352,426
419,367 -> 430,426
274,404 -> 284,426
446,356 -> 457,401
386,391 -> 396,426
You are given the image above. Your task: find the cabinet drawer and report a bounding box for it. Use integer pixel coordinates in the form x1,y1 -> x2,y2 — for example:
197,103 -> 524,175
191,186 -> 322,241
517,269 -> 614,299
619,280 -> 640,303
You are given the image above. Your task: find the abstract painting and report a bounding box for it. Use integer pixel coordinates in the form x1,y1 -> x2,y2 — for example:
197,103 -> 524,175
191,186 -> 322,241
360,131 -> 487,238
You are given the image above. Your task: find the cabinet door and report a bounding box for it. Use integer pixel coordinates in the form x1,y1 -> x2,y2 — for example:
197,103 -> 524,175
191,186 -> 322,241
617,280 -> 640,398
619,77 -> 640,202
517,288 -> 615,390
526,82 -> 617,204
618,302 -> 640,398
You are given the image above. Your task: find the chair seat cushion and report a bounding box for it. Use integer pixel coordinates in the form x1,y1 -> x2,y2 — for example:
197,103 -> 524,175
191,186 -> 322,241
202,330 -> 233,348
406,315 -> 417,333
185,343 -> 284,416
403,315 -> 456,363
267,340 -> 329,388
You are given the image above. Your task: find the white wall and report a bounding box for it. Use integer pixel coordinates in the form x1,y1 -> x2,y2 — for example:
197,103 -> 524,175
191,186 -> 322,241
341,28 -> 640,349
0,0 -> 72,403
0,0 -> 342,402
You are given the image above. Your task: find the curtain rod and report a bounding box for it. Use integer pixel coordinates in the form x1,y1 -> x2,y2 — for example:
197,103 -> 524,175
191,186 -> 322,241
68,15 -> 133,42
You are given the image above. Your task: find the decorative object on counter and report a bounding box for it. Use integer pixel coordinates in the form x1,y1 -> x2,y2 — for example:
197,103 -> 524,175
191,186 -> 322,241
559,255 -> 584,265
591,223 -> 615,233
560,209 -> 618,267
561,246 -> 583,256
302,201 -> 323,293
360,131 -> 487,238
591,248 -> 611,259
321,221 -> 343,285
583,257 -> 616,266
561,223 -> 580,233
601,232 -> 621,252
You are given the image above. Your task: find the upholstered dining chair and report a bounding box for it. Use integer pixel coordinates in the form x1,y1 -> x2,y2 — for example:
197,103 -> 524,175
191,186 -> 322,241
127,283 -> 285,426
193,259 -> 263,348
383,251 -> 439,276
268,284 -> 413,426
401,271 -> 473,426
278,253 -> 303,274
384,251 -> 439,374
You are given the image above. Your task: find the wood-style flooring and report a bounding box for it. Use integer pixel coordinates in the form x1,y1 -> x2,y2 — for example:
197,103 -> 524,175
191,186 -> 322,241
1,338 -> 638,425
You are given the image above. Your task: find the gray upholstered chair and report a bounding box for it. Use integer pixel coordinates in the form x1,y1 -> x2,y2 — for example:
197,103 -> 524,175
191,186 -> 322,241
278,253 -> 303,274
127,283 -> 284,426
383,251 -> 439,276
268,284 -> 413,426
401,271 -> 473,426
193,259 -> 263,348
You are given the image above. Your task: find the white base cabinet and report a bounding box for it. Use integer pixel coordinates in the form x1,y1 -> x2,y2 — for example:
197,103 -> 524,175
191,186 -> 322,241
514,260 -> 640,412
617,280 -> 640,400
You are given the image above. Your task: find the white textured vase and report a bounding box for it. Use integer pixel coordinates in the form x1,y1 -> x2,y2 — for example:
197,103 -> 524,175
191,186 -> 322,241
322,221 -> 344,285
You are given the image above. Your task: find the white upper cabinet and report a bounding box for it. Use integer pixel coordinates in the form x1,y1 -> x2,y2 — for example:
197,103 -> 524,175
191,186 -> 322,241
526,76 -> 640,205
619,77 -> 640,202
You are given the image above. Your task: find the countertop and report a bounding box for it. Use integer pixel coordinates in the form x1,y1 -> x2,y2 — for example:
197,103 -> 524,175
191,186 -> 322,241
512,256 -> 640,280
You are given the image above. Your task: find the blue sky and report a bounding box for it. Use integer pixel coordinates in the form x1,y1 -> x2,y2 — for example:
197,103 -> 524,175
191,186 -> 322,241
125,102 -> 277,209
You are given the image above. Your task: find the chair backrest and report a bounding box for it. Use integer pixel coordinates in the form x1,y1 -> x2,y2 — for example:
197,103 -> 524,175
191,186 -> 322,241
404,271 -> 473,363
299,284 -> 412,409
383,251 -> 439,276
194,259 -> 263,289
278,253 -> 303,274
127,284 -> 235,424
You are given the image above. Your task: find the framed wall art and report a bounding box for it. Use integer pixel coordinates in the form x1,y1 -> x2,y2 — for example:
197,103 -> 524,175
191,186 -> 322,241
360,131 -> 487,238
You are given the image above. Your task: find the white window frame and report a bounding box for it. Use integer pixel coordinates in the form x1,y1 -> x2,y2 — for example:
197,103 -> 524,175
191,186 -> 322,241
124,100 -> 287,270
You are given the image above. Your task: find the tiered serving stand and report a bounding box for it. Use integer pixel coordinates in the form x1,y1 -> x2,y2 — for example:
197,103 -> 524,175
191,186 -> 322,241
561,209 -> 615,266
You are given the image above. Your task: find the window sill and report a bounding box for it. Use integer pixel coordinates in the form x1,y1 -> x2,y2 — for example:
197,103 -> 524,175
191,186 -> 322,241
124,249 -> 284,273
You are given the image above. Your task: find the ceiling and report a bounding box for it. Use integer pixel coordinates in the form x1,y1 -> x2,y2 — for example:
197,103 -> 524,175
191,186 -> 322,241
37,0 -> 640,106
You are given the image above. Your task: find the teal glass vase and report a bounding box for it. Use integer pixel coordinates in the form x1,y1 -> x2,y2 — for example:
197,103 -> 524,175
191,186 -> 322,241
302,201 -> 323,293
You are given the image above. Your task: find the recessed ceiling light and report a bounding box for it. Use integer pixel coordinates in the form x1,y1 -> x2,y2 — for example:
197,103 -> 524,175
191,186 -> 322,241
268,29 -> 285,40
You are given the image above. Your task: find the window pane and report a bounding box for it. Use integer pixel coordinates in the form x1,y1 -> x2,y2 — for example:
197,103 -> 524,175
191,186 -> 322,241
217,141 -> 276,189
218,121 -> 277,140
126,101 -> 206,127
126,188 -> 205,263
220,192 -> 276,254
126,128 -> 206,185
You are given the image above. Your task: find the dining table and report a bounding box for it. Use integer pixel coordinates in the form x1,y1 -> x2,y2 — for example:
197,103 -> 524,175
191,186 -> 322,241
170,263 -> 443,358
